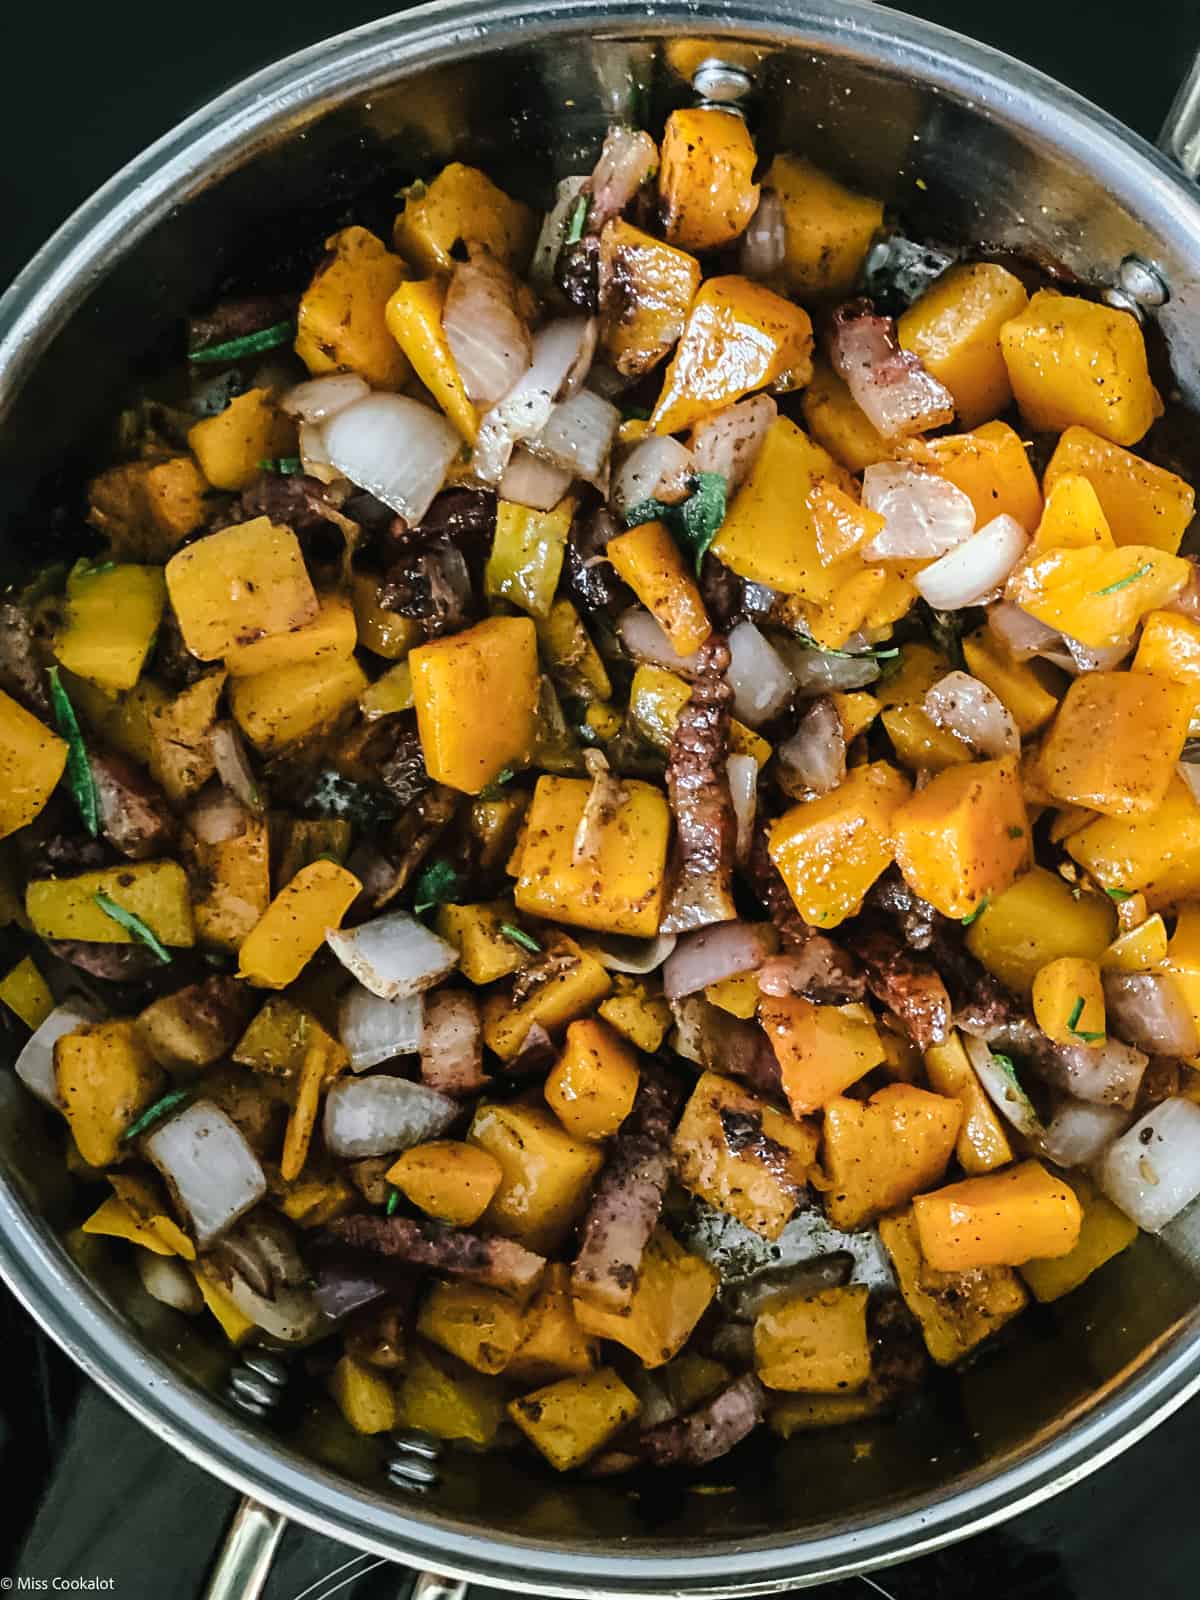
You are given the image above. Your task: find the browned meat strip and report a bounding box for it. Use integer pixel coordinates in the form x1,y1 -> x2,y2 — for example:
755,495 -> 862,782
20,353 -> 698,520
855,926 -> 951,1051
219,471 -> 355,540
187,296 -> 292,355
152,608 -> 209,690
974,1014 -> 1147,1109
572,1070 -> 683,1314
697,554 -> 744,631
46,940 -> 162,982
670,995 -> 784,1100
866,868 -> 939,951
640,1376 -> 765,1468
0,602 -> 49,715
563,508 -> 631,615
922,919 -> 1014,1033
867,1291 -> 927,1407
326,1215 -> 545,1297
745,826 -> 864,1002
662,635 -> 737,933
723,1254 -> 854,1322
347,784 -> 458,910
90,753 -> 176,860
379,540 -> 473,638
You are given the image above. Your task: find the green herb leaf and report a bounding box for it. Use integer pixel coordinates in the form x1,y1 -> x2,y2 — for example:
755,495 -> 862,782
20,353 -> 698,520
478,767 -> 516,800
188,320 -> 294,364
71,557 -> 118,580
1106,887 -> 1133,902
565,193 -> 591,245
385,1187 -> 401,1217
47,667 -> 98,837
1072,1029 -> 1105,1043
620,403 -> 652,423
796,628 -> 900,662
121,1087 -> 192,1143
499,921 -> 542,956
412,859 -> 462,916
623,496 -> 672,529
1007,825 -> 1025,839
1067,995 -> 1085,1031
1092,562 -> 1152,598
93,893 -> 172,964
624,474 -> 729,576
961,895 -> 990,927
257,456 -> 303,476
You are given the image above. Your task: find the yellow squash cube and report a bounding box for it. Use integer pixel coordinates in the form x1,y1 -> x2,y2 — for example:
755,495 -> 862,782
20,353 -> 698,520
823,1084 -> 962,1229
961,628 -> 1060,737
924,1032 -> 1014,1174
434,901 -> 524,985
544,1018 -> 640,1142
351,574 -> 421,660
764,154 -> 884,300
108,1171 -> 194,1257
600,219 -> 702,377
507,1264 -> 598,1385
393,163 -> 535,275
1031,474 -> 1114,553
187,388 -> 295,492
1044,425 -> 1194,553
192,1268 -> 256,1345
485,498 -> 575,620
628,664 -> 770,764
879,1208 -> 1028,1366
514,774 -> 669,938
899,263 -> 1029,428
480,936 -> 611,1061
191,816 -> 271,952
672,1070 -> 819,1239
411,616 -> 539,794
26,860 -> 194,947
295,226 -> 409,389
0,689 -> 66,840
1065,773 -> 1200,910
893,756 -> 1027,919
224,591 -> 356,678
598,976 -> 671,1055
760,996 -> 887,1117
1018,1171 -> 1137,1303
1007,543 -> 1189,652
754,1285 -> 871,1393
387,1141 -> 503,1228
469,1100 -> 603,1254
509,1368 -> 640,1472
82,1195 -> 178,1256
999,289 -> 1158,445
55,1020 -> 166,1167
237,859 -> 360,989
606,520 -> 712,657
385,278 -> 477,440
230,655 -> 367,753
801,359 -> 892,473
965,865 -> 1115,994
1041,671 -> 1191,817
0,956 -> 54,1031
650,277 -> 813,436
87,455 -> 208,562
55,562 -> 166,693
1101,913 -> 1168,972
1133,609 -> 1200,711
659,109 -> 757,253
769,762 -> 911,929
1032,956 -> 1106,1045
572,1228 -> 717,1368
914,1160 -> 1083,1273
166,517 -> 318,661
925,420 -> 1044,533
877,642 -> 975,772
418,1282 -> 527,1375
400,1344 -> 505,1447
329,1354 -> 398,1435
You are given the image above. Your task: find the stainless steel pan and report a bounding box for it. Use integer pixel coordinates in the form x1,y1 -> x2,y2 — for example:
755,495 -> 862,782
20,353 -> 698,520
3,3 -> 1200,1595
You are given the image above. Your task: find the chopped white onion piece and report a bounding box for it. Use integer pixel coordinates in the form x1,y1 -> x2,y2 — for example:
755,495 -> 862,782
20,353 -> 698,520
187,783 -> 248,845
924,671 -> 1019,758
725,620 -> 797,728
1103,970 -> 1200,1058
1180,761 -> 1200,805
1038,1099 -> 1130,1169
663,921 -> 776,1001
611,436 -> 693,517
326,910 -> 459,999
1099,1097 -> 1200,1231
530,387 -> 621,488
210,721 -> 263,815
297,420 -> 340,484
499,448 -> 575,511
830,308 -> 956,438
223,1272 -> 322,1344
323,394 -> 460,525
323,1074 -> 458,1158
531,176 -> 589,291
15,1001 -> 99,1109
339,984 -> 423,1071
443,246 -> 532,406
472,317 -> 596,484
737,189 -> 786,282
281,373 -> 371,423
1061,633 -> 1134,674
577,931 -> 679,974
727,754 -> 759,864
618,607 -> 701,674
963,1035 -> 1044,1139
688,395 -> 777,492
137,1252 -> 203,1315
776,696 -> 847,797
988,601 -> 1062,662
915,514 -> 1027,610
144,1100 -> 266,1248
862,463 -> 976,560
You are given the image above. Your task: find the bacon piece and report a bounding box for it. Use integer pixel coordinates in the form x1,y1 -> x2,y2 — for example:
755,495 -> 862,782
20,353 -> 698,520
326,1215 -> 545,1297
829,299 -> 956,439
670,994 -> 784,1101
419,989 -> 485,1097
90,753 -> 176,860
662,636 -> 737,933
855,926 -> 951,1051
640,1376 -> 765,1468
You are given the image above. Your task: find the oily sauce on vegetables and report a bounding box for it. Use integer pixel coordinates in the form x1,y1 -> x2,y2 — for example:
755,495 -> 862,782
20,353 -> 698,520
4,97 -> 1200,1477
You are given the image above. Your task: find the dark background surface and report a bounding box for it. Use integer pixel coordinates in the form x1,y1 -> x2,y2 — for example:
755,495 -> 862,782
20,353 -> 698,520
0,2 -> 1198,1596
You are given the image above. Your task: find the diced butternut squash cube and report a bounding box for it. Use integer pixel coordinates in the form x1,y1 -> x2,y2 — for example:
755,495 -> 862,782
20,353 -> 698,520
769,762 -> 911,929
514,774 -> 669,938
485,498 -> 575,620
399,1344 -> 505,1446
965,865 -> 1115,995
755,1286 -> 871,1394
418,1282 -> 527,1375
507,1264 -> 598,1385
1031,474 -> 1115,553
1018,1171 -> 1137,1302
761,997 -> 887,1117
193,1266 -> 256,1345
63,675 -> 170,769
329,1354 -> 398,1435
1066,774 -> 1200,910
295,226 -> 409,389
1000,289 -> 1158,446
351,574 -> 421,660
359,661 -> 413,721
82,1195 -> 178,1255
712,416 -> 853,594
1032,955 -> 1105,1045
188,388 -> 295,492
809,481 -> 885,566
924,1032 -> 1014,1174
434,901 -> 524,985
788,564 -> 894,653
545,1018 -> 640,1141
1044,425 -> 1195,553
469,1100 -> 604,1254
898,263 -> 1028,428
606,520 -> 711,656
55,1019 -> 166,1167
55,561 -> 165,693
893,756 -> 1027,919
913,1160 -> 1083,1272
1133,610 -> 1200,714
191,816 -> 270,952
876,642 -> 973,773
410,616 -> 539,794
481,935 -> 611,1061
224,592 -> 356,678
236,858 -> 360,989
823,1084 -> 962,1229
509,1368 -> 641,1472
628,664 -> 770,764
233,995 -> 344,1079
672,1069 -> 819,1239
1008,543 -> 1189,651
650,278 -> 813,436
598,976 -> 671,1055
0,956 -> 53,1031
924,419 -> 1043,533
1102,913 -> 1168,972
26,860 -> 194,947
659,109 -> 757,254
572,1228 -> 717,1368
600,219 -> 701,378
87,456 -> 209,562
230,655 -> 367,754
961,627 -> 1060,737
0,688 -> 66,840
385,277 -> 477,440
146,672 -> 226,805
704,970 -> 761,1019
801,359 -> 893,473
393,163 -> 535,275
879,1208 -> 1028,1366
387,1141 -> 503,1227
166,517 -> 318,661
107,1171 -> 195,1258
765,154 -> 884,300
1041,672 -> 1191,817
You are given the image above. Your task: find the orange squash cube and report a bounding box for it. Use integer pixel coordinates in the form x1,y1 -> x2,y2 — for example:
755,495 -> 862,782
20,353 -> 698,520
1065,773 -> 1200,910
754,1285 -> 871,1393
1041,671 -> 1191,818
877,642 -> 975,772
410,616 -> 540,794
879,1208 -> 1028,1365
572,1228 -> 717,1368
800,359 -> 893,473
898,263 -> 1029,428
223,591 -> 357,677
470,1100 -> 603,1254
913,1160 -> 1084,1272
1031,955 -> 1105,1045
384,278 -> 478,442
1132,610 -> 1200,712
658,109 -> 759,254
764,154 -> 884,300
924,420 -> 1043,533
544,1019 -> 640,1141
1031,474 -> 1115,553
961,628 -> 1060,736
923,1032 -> 1014,1175
606,521 -> 712,657
393,162 -> 536,275
0,689 -> 66,841
823,1083 -> 963,1229
236,859 -> 361,989
809,481 -> 886,566
1007,543 -> 1189,652
295,226 -> 410,390
229,655 -> 368,753
760,996 -> 887,1117
187,389 -> 295,493
1044,425 -> 1194,553
599,220 -> 701,378
892,756 -> 1028,919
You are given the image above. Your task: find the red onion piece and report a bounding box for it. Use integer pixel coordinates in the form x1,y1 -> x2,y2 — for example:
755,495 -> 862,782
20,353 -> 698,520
663,921 -> 777,1001
1179,762 -> 1200,806
137,1252 -> 203,1314
923,671 -> 1019,758
776,696 -> 846,797
589,127 -> 658,227
829,304 -> 956,439
915,514 -> 1027,610
862,462 -> 975,560
725,621 -> 796,728
1103,971 -> 1200,1058
578,931 -> 678,974
323,394 -> 461,525
962,1034 -> 1043,1138
420,989 -> 486,1097
443,244 -> 532,406
15,1001 -> 99,1109
1099,1097 -> 1200,1230
531,175 -> 589,291
688,395 -> 777,492
773,636 -> 882,695
339,984 -> 423,1071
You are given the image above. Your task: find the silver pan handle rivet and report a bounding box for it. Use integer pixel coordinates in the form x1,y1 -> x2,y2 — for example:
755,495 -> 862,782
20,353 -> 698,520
691,59 -> 754,113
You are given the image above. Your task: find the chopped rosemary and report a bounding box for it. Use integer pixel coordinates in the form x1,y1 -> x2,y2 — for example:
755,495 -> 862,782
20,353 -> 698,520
188,320 -> 294,364
1007,825 -> 1025,839
47,668 -> 98,837
499,922 -> 542,956
1092,562 -> 1152,597
121,1088 -> 192,1143
564,193 -> 590,245
257,456 -> 303,475
1067,996 -> 1085,1031
92,894 -> 172,964
1106,887 -> 1134,902
385,1187 -> 401,1217
961,895 -> 989,926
